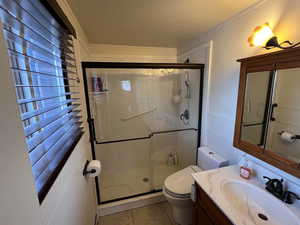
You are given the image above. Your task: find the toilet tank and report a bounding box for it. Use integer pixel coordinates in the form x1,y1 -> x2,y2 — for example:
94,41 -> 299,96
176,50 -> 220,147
197,146 -> 228,170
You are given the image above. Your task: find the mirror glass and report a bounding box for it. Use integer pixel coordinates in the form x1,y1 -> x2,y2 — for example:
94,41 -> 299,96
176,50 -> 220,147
241,68 -> 300,162
241,71 -> 272,146
266,68 -> 300,162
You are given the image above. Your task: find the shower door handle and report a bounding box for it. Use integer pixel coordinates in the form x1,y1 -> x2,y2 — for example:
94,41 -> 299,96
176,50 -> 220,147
270,103 -> 278,121
88,118 -> 96,142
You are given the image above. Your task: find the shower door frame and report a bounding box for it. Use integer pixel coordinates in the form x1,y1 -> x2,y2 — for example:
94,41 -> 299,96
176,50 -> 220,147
81,62 -> 205,205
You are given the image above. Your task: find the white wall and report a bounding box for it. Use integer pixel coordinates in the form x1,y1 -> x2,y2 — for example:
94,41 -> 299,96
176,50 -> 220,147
178,0 -> 300,165
87,43 -> 177,63
0,1 -> 97,225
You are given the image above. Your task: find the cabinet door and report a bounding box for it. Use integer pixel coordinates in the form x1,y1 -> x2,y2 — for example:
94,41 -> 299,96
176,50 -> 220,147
195,184 -> 233,225
194,203 -> 214,225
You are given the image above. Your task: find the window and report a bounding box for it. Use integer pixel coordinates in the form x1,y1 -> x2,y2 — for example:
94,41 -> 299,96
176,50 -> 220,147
0,0 -> 83,202
121,80 -> 132,91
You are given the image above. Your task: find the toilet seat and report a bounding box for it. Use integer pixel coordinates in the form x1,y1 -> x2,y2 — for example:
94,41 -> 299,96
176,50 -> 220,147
164,186 -> 191,199
164,165 -> 202,199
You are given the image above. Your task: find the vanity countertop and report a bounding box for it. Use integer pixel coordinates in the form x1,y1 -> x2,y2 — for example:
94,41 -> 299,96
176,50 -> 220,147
192,165 -> 300,225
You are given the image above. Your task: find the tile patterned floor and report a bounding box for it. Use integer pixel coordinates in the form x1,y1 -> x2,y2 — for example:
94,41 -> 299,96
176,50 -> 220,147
98,202 -> 176,225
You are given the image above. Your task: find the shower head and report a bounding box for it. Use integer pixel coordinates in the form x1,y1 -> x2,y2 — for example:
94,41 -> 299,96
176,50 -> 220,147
184,71 -> 191,85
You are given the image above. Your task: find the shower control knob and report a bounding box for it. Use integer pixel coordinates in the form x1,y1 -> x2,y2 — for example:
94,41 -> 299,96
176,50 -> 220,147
180,109 -> 190,120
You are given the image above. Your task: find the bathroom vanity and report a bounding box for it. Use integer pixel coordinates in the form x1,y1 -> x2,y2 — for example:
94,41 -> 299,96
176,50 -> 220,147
192,166 -> 300,225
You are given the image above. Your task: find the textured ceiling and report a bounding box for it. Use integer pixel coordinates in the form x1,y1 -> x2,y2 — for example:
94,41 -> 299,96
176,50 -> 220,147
67,0 -> 260,47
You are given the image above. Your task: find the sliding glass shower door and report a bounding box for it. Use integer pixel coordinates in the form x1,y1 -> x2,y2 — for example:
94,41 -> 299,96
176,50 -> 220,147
83,64 -> 203,203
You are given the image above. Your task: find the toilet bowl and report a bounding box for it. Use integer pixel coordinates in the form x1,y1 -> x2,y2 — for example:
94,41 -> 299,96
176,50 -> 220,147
163,165 -> 201,225
163,147 -> 228,225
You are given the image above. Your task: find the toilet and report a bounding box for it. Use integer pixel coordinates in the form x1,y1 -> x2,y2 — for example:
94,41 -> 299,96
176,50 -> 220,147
163,147 -> 228,225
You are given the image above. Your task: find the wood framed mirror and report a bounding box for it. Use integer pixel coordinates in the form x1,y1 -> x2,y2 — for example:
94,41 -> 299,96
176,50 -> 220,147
234,47 -> 300,178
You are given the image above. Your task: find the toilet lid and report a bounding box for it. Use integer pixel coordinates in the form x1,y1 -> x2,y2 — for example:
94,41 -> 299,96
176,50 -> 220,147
164,165 -> 202,197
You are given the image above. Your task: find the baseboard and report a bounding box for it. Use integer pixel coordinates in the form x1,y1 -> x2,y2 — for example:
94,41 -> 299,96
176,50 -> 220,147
98,192 -> 166,216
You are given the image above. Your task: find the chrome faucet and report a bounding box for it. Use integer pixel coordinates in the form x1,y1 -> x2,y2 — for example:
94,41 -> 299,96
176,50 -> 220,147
263,176 -> 300,204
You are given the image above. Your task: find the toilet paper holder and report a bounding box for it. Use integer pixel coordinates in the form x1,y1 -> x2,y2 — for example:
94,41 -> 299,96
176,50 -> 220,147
83,160 -> 96,176
278,131 -> 300,140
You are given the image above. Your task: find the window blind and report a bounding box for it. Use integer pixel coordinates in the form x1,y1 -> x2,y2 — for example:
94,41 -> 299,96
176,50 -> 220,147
0,0 -> 83,202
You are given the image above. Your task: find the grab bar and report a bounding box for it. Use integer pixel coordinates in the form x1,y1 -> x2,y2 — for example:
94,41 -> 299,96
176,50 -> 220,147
121,107 -> 157,121
270,103 -> 278,121
242,122 -> 263,127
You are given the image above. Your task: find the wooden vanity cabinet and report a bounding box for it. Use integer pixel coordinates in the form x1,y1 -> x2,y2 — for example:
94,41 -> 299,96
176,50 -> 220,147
194,183 -> 233,225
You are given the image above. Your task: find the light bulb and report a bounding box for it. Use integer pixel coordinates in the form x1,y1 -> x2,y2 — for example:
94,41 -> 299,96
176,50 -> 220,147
248,23 -> 274,47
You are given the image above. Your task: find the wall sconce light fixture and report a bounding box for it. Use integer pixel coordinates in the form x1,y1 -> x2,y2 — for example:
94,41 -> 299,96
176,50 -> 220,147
248,23 -> 300,50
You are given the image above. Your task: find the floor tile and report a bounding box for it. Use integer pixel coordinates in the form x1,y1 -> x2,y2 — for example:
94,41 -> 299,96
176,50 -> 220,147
132,203 -> 173,225
162,202 -> 176,225
99,202 -> 176,225
99,210 -> 133,225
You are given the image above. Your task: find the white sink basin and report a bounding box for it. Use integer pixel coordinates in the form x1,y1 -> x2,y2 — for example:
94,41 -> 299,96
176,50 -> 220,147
221,180 -> 300,225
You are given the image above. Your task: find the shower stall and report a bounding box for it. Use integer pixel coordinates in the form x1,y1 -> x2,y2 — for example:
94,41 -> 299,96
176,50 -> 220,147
82,62 -> 204,204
